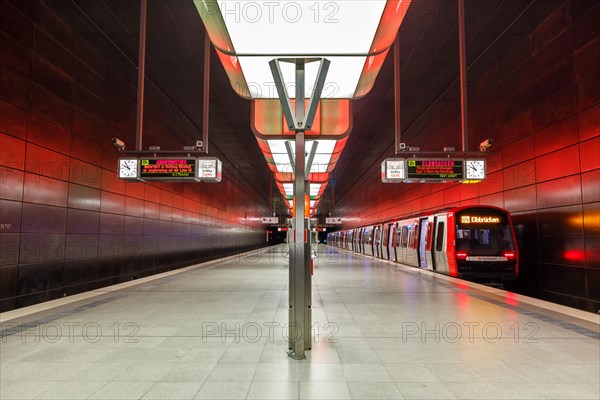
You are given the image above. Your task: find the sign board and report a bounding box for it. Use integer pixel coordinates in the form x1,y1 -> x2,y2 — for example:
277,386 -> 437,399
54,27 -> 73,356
381,158 -> 406,183
261,217 -> 279,224
198,157 -> 223,182
140,158 -> 198,180
118,157 -> 222,183
405,159 -> 463,181
381,158 -> 487,183
326,217 -> 343,224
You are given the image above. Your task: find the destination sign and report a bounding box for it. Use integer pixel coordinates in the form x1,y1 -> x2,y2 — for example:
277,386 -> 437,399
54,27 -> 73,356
406,159 -> 463,181
140,158 -> 197,179
460,216 -> 500,224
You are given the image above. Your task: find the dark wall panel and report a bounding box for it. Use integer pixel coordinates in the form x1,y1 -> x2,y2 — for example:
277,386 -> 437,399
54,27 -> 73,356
0,0 -> 269,312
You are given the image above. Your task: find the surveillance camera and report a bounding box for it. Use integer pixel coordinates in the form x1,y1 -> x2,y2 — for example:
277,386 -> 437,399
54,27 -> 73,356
196,140 -> 203,150
112,138 -> 125,151
398,143 -> 407,151
480,138 -> 494,152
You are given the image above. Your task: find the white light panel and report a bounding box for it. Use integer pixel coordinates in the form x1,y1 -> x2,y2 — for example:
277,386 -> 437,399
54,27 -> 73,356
310,184 -> 321,196
218,1 -> 387,55
268,140 -> 336,173
240,56 -> 366,98
283,183 -> 294,197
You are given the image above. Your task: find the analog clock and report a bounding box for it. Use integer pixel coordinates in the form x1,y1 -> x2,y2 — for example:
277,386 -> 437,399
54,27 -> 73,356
465,160 -> 486,180
119,159 -> 139,179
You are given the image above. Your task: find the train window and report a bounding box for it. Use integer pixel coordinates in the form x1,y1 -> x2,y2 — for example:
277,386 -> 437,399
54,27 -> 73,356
456,225 -> 515,255
411,224 -> 419,249
401,226 -> 409,247
436,222 -> 445,252
426,222 -> 433,251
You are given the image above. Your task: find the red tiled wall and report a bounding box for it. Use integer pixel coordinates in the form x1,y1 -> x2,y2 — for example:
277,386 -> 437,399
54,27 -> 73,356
336,1 -> 599,311
0,0 -> 268,311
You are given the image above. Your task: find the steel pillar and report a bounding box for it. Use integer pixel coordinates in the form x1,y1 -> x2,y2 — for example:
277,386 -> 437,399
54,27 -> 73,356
394,34 -> 402,154
135,0 -> 147,151
202,31 -> 210,154
458,0 -> 469,152
269,57 -> 329,360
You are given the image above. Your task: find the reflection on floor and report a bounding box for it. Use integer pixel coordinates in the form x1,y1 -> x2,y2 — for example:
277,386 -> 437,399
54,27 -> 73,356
1,245 -> 598,399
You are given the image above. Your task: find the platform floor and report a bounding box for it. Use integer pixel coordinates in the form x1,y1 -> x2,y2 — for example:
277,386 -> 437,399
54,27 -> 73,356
1,245 -> 598,400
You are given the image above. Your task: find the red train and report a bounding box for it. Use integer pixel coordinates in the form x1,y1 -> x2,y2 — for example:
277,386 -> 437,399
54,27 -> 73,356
327,206 -> 518,281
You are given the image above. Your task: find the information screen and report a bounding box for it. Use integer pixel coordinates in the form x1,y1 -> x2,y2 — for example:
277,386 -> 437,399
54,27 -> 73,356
406,159 -> 463,180
140,158 -> 196,179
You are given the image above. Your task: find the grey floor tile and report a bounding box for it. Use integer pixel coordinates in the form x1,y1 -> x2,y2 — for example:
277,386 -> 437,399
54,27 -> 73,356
396,382 -> 457,400
342,363 -> 392,382
194,381 -> 251,400
207,362 -> 258,381
88,381 -> 155,399
300,381 -> 352,399
347,382 -> 403,399
35,380 -> 107,399
142,381 -> 203,399
246,381 -> 300,399
384,364 -> 440,383
0,380 -> 56,400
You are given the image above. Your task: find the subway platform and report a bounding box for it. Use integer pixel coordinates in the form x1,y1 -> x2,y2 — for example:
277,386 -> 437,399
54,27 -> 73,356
0,245 -> 598,400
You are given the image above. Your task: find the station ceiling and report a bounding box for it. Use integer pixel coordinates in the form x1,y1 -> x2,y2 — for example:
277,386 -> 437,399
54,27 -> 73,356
52,0 -> 564,217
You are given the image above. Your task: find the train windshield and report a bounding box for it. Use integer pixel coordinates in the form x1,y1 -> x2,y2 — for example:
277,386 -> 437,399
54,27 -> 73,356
455,209 -> 515,256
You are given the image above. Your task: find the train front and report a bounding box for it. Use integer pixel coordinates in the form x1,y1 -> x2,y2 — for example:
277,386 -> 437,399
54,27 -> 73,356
452,207 -> 519,282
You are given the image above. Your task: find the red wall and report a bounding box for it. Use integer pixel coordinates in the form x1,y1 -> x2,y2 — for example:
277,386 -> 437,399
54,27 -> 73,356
336,1 -> 599,311
0,0 -> 268,311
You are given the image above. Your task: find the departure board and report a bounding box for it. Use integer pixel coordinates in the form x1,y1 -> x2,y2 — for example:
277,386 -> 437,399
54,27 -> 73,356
406,159 -> 463,181
140,158 -> 197,180
117,156 -> 222,183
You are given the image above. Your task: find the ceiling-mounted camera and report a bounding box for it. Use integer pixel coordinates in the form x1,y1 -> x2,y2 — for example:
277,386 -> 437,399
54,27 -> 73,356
112,138 -> 125,151
195,140 -> 203,150
480,138 -> 494,153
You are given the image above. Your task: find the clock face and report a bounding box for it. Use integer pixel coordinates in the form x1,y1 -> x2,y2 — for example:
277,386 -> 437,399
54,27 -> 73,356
119,159 -> 139,179
466,160 -> 486,180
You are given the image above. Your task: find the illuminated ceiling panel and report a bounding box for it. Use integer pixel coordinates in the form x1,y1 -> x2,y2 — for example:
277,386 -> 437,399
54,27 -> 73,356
196,0 -> 413,99
218,1 -> 386,55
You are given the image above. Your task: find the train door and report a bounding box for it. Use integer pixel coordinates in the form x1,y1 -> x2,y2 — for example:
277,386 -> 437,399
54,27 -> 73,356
417,218 -> 428,268
379,224 -> 388,260
358,229 -> 362,253
432,215 -> 449,273
373,226 -> 381,258
382,224 -> 390,260
385,224 -> 394,260
391,223 -> 398,262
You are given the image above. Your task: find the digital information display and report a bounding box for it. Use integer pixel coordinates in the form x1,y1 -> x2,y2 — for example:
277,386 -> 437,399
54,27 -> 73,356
140,158 -> 197,179
118,157 -> 222,183
406,159 -> 463,181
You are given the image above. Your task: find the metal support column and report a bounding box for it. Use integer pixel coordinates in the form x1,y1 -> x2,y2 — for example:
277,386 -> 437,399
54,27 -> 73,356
135,0 -> 147,151
291,135 -> 307,358
269,57 -> 329,360
304,180 -> 312,350
291,59 -> 307,359
458,0 -> 469,152
202,32 -> 210,154
394,34 -> 402,155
